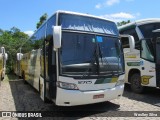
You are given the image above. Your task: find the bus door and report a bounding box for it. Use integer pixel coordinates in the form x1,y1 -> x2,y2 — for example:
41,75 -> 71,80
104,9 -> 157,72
47,39 -> 57,99
155,37 -> 160,87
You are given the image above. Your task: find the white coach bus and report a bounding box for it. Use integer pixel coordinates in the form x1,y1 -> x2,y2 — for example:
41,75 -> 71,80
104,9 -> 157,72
16,11 -> 125,106
119,19 -> 160,93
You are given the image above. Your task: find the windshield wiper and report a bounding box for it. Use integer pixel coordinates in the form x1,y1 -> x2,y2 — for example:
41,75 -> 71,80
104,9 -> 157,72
98,43 -> 118,76
95,43 -> 100,75
81,46 -> 99,78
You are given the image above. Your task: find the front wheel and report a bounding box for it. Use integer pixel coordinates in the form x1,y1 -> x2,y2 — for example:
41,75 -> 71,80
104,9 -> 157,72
1,72 -> 4,81
130,73 -> 144,93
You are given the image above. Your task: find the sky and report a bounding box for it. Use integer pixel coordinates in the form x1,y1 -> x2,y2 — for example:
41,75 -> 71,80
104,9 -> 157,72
0,0 -> 160,36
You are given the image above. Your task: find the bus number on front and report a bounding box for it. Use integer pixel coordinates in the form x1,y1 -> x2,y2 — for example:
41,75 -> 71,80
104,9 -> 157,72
78,81 -> 92,84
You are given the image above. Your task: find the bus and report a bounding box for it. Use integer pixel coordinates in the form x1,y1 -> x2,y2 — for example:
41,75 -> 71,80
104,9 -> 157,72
16,10 -> 125,106
119,19 -> 160,93
0,47 -> 8,85
14,53 -> 23,77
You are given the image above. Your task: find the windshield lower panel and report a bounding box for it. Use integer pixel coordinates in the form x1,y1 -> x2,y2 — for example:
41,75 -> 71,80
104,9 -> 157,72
59,32 -> 124,78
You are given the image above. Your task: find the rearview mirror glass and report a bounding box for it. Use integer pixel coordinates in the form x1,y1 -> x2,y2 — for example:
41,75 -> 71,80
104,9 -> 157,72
52,26 -> 62,49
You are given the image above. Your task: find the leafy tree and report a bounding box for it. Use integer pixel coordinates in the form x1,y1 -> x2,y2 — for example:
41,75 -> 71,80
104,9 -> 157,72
117,20 -> 131,27
0,13 -> 49,73
0,27 -> 30,73
36,13 -> 48,29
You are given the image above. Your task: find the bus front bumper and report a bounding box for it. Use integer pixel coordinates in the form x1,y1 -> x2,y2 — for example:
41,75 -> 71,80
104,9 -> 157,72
55,85 -> 124,106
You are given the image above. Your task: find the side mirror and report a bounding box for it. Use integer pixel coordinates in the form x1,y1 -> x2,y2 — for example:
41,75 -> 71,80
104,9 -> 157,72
128,35 -> 135,52
152,29 -> 160,41
152,29 -> 160,33
5,53 -> 8,60
17,53 -> 23,61
52,26 -> 62,49
120,35 -> 135,52
1,47 -> 5,54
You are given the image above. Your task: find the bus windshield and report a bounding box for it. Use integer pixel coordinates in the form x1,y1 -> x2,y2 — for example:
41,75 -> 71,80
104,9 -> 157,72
139,23 -> 160,38
139,23 -> 160,59
60,32 -> 124,78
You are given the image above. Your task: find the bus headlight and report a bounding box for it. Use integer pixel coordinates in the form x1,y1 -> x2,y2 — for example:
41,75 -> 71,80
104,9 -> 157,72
115,79 -> 125,86
57,81 -> 79,90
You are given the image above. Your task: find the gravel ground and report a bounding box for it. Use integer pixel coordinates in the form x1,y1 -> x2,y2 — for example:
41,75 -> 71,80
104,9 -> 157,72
0,75 -> 160,120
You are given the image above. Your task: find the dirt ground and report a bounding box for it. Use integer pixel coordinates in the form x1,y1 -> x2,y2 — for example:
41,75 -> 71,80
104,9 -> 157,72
0,74 -> 160,120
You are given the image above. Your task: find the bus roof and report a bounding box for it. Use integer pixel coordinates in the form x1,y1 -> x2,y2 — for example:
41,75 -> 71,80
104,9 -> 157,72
32,10 -> 117,38
119,18 -> 160,31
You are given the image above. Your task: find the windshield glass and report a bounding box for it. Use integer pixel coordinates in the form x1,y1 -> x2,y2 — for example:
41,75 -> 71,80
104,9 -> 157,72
139,23 -> 160,59
139,23 -> 160,38
60,32 -> 124,78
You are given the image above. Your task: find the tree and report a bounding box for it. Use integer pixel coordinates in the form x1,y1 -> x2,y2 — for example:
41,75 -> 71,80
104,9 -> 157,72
117,20 -> 131,27
36,13 -> 48,29
0,27 -> 30,73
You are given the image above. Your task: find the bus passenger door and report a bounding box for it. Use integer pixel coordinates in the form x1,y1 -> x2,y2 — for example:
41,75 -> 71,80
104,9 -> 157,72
47,40 -> 57,99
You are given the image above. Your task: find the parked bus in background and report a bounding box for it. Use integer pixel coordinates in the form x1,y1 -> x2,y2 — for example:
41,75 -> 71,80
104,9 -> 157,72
0,47 -> 8,85
13,53 -> 23,77
16,11 -> 125,106
119,19 -> 160,93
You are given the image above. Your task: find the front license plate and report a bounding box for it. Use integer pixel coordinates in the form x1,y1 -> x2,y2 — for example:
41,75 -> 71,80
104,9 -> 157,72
93,94 -> 104,99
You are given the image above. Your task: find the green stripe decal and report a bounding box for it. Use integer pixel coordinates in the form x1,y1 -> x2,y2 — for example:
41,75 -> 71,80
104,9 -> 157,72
127,62 -> 140,66
95,77 -> 118,84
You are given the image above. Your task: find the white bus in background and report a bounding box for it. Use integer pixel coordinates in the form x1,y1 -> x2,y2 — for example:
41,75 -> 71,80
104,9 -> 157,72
0,47 -> 8,85
16,10 -> 125,106
119,19 -> 160,93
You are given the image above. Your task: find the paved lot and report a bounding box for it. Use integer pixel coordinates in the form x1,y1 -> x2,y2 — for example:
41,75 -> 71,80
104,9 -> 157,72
0,75 -> 160,120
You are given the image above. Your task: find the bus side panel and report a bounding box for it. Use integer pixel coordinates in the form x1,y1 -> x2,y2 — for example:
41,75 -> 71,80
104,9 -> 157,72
29,49 -> 41,91
22,50 -> 41,91
140,60 -> 156,87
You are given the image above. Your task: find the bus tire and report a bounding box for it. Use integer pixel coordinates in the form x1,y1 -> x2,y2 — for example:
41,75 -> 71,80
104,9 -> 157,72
22,72 -> 27,84
130,73 -> 144,93
1,72 -> 4,81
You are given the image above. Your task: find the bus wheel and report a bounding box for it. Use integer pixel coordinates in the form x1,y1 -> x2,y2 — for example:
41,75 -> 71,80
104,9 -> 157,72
130,73 -> 144,93
22,72 -> 27,84
1,73 -> 4,81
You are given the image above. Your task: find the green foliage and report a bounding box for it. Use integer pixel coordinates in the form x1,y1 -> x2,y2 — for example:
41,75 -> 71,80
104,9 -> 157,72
0,13 -> 49,73
117,20 -> 131,27
0,27 -> 30,73
36,13 -> 48,29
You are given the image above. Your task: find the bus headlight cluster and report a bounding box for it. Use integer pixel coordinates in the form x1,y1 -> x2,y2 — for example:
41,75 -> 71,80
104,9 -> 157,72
115,79 -> 125,86
57,81 -> 79,90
